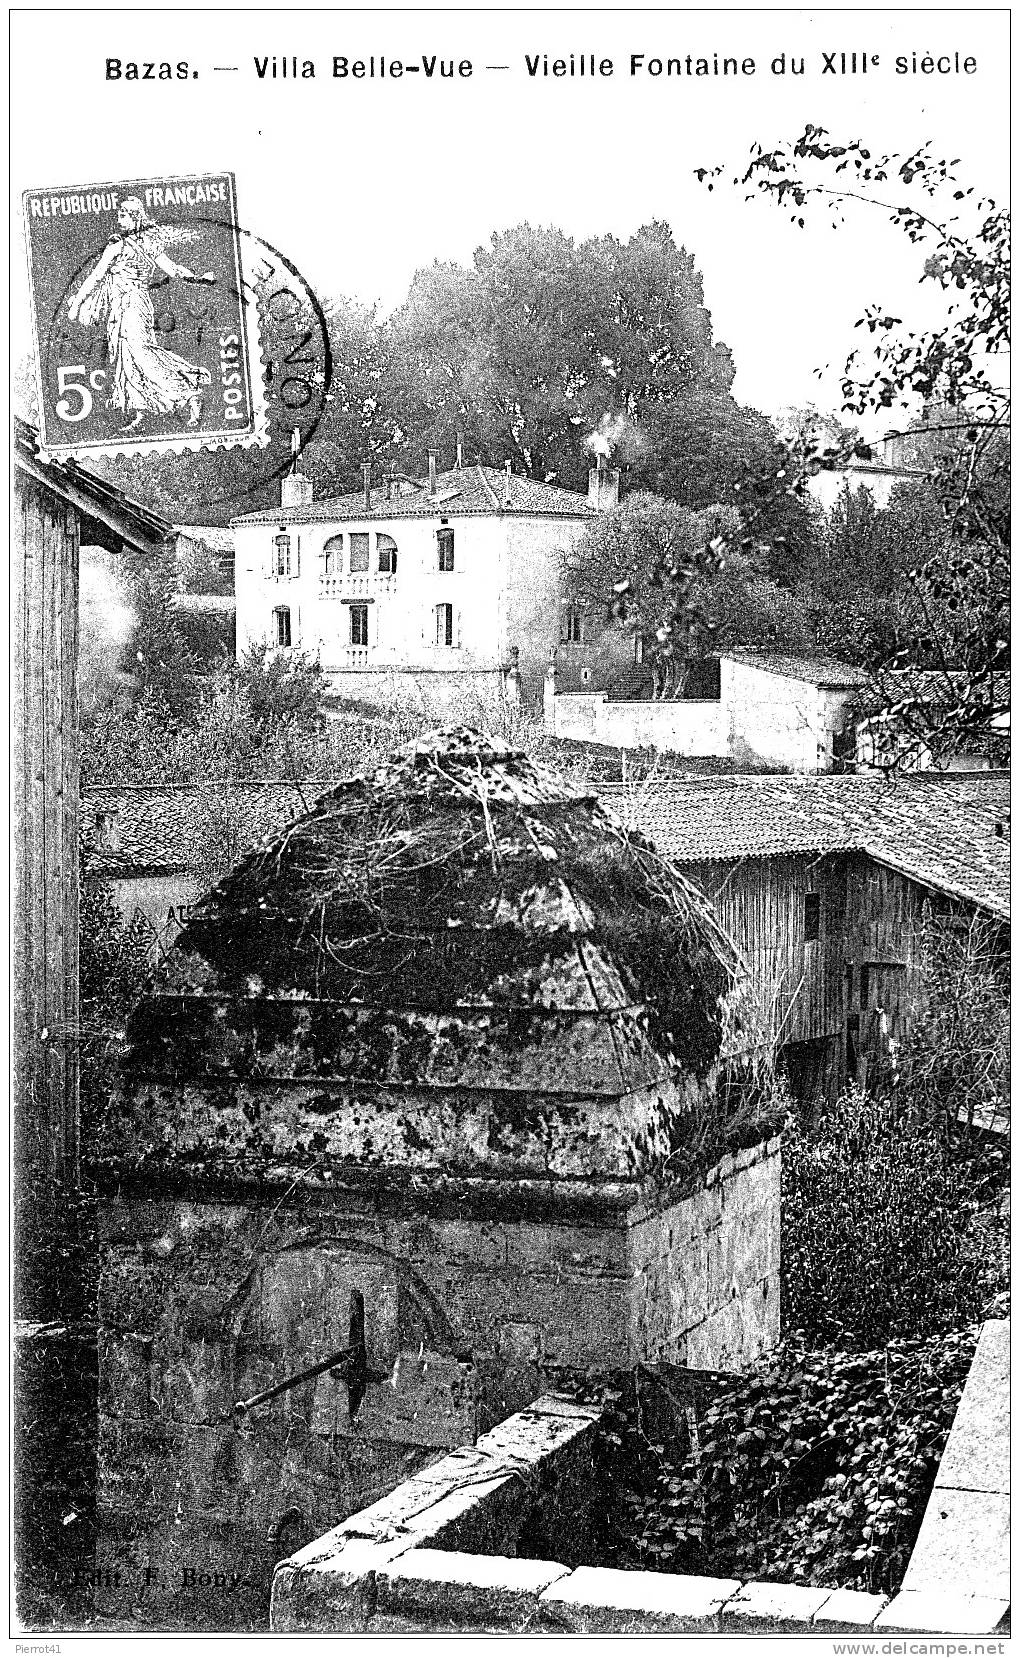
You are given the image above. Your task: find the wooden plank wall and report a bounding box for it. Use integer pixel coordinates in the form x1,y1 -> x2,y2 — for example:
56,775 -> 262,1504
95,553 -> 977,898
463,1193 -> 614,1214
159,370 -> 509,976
685,853 -> 849,1050
845,853 -> 929,1088
687,847 -> 959,1105
13,468 -> 80,1305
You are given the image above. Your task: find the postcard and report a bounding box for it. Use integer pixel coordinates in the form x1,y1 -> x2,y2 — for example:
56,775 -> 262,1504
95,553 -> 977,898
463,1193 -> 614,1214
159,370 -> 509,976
10,8 -> 1010,1647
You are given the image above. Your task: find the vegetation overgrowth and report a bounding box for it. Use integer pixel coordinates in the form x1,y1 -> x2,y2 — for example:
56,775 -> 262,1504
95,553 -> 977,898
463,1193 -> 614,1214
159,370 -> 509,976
601,908 -> 1008,1591
611,1326 -> 978,1595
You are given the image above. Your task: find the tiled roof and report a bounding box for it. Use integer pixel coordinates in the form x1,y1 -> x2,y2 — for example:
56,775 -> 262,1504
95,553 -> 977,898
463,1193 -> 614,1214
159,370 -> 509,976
844,460 -> 928,478
85,770 -> 1011,922
602,772 -> 1011,920
173,524 -> 235,553
858,669 -> 1011,712
231,465 -> 596,526
83,780 -> 331,877
725,649 -> 870,689
15,416 -> 171,552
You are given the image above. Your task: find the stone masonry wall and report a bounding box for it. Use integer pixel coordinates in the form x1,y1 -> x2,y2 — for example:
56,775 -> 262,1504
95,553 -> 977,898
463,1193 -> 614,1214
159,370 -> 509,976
96,1198 -> 448,1628
546,690 -> 727,757
628,1139 -> 781,1369
96,1139 -> 780,1628
271,1394 -> 889,1635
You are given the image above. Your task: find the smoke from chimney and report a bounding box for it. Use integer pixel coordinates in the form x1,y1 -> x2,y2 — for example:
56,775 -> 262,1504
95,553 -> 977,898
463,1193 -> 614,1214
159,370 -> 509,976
585,411 -> 645,465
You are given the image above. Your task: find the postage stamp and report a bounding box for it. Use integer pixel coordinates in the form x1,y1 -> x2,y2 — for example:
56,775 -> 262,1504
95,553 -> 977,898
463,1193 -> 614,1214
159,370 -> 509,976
23,172 -> 267,459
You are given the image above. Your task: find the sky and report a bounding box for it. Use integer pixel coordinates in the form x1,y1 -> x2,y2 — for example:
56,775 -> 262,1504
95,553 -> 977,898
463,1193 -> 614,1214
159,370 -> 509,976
10,8 -> 1011,437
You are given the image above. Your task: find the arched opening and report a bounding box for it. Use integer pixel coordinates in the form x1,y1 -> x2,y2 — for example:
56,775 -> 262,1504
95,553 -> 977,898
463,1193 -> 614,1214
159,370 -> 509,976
322,534 -> 343,578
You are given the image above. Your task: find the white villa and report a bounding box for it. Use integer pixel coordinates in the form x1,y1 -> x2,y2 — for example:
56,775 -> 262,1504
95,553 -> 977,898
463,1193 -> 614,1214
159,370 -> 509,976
232,450 -> 622,711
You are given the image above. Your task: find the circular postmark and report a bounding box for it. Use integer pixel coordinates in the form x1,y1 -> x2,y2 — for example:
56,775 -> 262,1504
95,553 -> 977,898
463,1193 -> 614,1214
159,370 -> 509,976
34,200 -> 332,514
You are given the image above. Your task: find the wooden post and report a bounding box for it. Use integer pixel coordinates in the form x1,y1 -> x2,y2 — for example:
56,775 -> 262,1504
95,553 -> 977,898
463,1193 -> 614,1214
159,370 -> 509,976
12,467 -> 80,1314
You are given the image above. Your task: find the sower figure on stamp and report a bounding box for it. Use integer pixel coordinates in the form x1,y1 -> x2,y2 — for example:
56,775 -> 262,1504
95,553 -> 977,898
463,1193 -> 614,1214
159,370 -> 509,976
67,196 -> 216,431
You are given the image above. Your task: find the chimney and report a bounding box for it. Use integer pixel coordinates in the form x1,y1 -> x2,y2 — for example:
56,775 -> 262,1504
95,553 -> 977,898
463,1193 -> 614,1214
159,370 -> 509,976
504,459 -> 513,509
386,462 -> 394,502
362,462 -> 372,511
428,449 -> 438,495
281,426 -> 313,509
456,428 -> 465,469
588,452 -> 621,513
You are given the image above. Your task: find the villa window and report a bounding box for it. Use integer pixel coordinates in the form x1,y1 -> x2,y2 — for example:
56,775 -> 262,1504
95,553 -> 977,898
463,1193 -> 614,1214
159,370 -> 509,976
323,534 -> 343,577
437,528 -> 455,571
349,604 -> 369,647
273,606 -> 292,648
377,534 -> 398,575
564,606 -> 583,644
804,892 -> 821,942
349,532 -> 370,574
435,602 -> 454,647
273,531 -> 292,577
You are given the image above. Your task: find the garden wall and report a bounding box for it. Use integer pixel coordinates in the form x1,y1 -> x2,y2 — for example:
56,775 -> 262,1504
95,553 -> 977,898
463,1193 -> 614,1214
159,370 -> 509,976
271,1393 -> 888,1635
876,1318 -> 1009,1636
545,689 -> 726,756
274,1325 -> 1010,1636
322,668 -> 516,722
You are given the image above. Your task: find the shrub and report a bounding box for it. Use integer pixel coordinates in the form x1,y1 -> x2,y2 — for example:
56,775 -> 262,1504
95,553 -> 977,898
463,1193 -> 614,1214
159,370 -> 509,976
782,1085 -> 1003,1347
905,911 -> 1010,1142
121,556 -> 201,723
234,642 -> 325,731
620,1328 -> 977,1594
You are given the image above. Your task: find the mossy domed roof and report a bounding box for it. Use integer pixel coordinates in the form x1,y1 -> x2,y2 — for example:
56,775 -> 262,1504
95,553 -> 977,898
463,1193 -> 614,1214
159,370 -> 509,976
116,729 -> 740,1193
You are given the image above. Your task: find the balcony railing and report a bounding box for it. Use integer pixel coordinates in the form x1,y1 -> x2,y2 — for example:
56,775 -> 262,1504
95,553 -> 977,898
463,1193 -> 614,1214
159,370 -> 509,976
320,572 -> 397,598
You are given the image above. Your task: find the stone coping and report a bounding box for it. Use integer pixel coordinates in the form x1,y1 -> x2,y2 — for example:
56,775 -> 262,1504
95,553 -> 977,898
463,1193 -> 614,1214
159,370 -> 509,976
297,1544 -> 893,1635
271,1393 -> 603,1631
271,1319 -> 1009,1636
99,1134 -> 781,1223
271,1390 -> 888,1635
881,1319 -> 1010,1634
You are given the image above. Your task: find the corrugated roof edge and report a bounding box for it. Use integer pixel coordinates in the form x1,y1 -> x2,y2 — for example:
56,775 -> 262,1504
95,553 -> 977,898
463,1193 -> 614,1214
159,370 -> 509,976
724,649 -> 869,688
230,465 -> 597,526
230,502 -> 596,526
863,848 -> 1011,922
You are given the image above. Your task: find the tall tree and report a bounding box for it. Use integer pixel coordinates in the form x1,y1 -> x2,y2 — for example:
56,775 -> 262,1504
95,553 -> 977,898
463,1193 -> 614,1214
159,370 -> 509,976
384,221 -> 764,498
698,129 -> 1010,766
559,492 -> 809,697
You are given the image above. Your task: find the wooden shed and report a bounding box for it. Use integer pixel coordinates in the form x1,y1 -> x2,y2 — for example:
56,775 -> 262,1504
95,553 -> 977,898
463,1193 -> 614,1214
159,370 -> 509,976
13,417 -> 170,1271
12,418 -> 169,1620
608,772 -> 1010,1112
